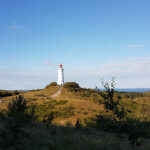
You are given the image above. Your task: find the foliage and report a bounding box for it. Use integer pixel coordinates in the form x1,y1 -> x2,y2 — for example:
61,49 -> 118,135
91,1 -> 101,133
2,122 -> 145,150
65,121 -> 73,127
55,100 -> 67,105
63,82 -> 102,101
97,78 -> 150,150
0,95 -> 36,149
1,82 -> 150,149
33,99 -> 69,122
64,82 -> 80,91
0,90 -> 19,97
100,77 -> 126,121
8,95 -> 27,115
45,82 -> 57,88
43,112 -> 54,127
53,105 -> 75,118
75,118 -> 82,129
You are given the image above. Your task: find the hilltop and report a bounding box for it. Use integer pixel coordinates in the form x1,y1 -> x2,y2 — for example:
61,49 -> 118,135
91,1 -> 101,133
0,82 -> 103,125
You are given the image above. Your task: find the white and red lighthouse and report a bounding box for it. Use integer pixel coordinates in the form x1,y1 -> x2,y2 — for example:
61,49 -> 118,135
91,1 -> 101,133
57,64 -> 64,86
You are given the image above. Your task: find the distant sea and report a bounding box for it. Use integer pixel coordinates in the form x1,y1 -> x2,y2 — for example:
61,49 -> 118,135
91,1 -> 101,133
2,88 -> 150,93
100,88 -> 150,93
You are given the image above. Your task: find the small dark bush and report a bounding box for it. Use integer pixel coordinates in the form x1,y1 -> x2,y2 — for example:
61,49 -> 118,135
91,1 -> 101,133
53,105 -> 75,118
12,90 -> 19,96
65,121 -> 72,127
75,118 -> 82,129
56,100 -> 67,105
0,90 -> 19,97
0,95 -> 36,149
45,82 -> 57,88
64,82 -> 80,92
83,112 -> 88,115
8,95 -> 27,115
43,112 -> 54,127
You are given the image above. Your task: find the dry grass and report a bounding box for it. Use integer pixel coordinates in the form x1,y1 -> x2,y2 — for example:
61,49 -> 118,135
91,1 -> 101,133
0,85 -> 104,125
1,85 -> 150,126
1,85 -> 150,149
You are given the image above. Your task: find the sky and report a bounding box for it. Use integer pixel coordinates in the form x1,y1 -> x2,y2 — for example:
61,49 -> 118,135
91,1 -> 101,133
0,0 -> 150,90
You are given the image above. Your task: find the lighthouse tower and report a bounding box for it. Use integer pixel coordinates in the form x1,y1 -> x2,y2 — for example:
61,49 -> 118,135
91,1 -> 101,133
57,64 -> 64,86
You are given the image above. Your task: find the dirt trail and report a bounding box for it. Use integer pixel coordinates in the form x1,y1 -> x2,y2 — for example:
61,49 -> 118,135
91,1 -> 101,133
51,86 -> 63,98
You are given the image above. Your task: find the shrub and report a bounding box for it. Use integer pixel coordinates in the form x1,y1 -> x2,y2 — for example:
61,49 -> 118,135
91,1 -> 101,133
83,112 -> 88,115
65,121 -> 72,127
95,113 -> 121,132
53,105 -> 75,118
100,77 -> 126,121
56,100 -> 68,105
7,95 -> 36,123
8,95 -> 27,115
0,90 -> 19,97
34,104 -> 55,122
98,78 -> 149,150
64,82 -> 81,92
0,95 -> 36,149
75,118 -> 82,129
12,90 -> 19,96
0,111 -> 5,122
43,112 -> 54,127
45,82 -> 57,88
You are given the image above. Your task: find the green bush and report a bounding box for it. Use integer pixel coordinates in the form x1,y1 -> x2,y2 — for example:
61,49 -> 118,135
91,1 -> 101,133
0,90 -> 19,97
45,82 -> 57,88
64,82 -> 80,92
0,95 -> 36,149
97,78 -> 150,150
53,105 -> 75,118
43,112 -> 54,127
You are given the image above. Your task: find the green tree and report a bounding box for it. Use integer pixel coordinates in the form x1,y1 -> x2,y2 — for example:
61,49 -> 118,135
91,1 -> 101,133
99,78 -> 146,150
0,95 -> 36,150
101,77 -> 126,121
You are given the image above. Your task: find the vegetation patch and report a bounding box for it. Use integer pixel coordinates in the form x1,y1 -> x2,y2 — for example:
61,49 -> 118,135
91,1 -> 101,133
53,105 -> 75,118
45,82 -> 57,88
1,81 -> 150,149
0,90 -> 19,97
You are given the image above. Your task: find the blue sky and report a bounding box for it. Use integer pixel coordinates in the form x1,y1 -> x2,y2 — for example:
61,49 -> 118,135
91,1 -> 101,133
0,0 -> 150,90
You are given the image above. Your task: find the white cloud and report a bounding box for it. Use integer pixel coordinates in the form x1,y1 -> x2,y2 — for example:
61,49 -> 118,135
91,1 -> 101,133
0,56 -> 150,90
0,68 -> 57,90
99,58 -> 150,79
64,56 -> 150,88
98,57 -> 150,88
9,25 -> 20,30
128,44 -> 143,49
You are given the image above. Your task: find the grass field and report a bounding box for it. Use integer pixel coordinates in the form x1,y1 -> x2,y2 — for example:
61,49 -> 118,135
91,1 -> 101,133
1,83 -> 150,125
1,82 -> 150,150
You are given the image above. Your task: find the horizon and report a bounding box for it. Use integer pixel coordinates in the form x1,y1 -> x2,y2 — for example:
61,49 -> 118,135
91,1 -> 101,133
1,86 -> 150,92
0,0 -> 150,90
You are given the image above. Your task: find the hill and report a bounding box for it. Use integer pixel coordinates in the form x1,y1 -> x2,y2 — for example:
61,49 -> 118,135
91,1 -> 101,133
1,82 -> 150,125
0,82 -> 103,125
1,82 -> 150,149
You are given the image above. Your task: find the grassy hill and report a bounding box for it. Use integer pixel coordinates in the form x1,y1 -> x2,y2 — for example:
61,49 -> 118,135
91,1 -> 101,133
1,82 -> 150,125
1,82 -> 150,150
0,82 -> 104,125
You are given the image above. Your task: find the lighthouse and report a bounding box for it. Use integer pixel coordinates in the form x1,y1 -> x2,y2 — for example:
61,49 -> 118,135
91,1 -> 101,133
57,64 -> 64,86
